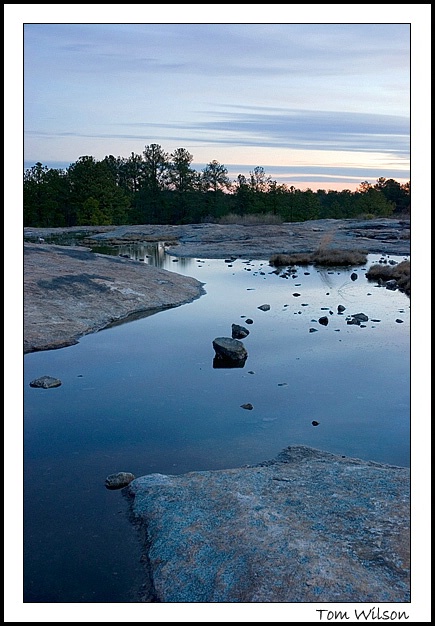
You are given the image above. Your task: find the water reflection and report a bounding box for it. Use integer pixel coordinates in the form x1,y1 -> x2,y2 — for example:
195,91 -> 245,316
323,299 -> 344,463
23,243 -> 410,603
91,241 -> 194,271
212,355 -> 247,368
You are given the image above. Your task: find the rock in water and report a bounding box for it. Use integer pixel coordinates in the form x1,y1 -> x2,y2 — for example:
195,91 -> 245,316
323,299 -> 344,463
212,337 -> 248,363
231,324 -> 250,339
29,376 -> 62,389
105,472 -> 135,490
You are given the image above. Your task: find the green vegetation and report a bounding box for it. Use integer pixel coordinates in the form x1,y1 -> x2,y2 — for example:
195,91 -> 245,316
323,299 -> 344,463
24,144 -> 410,227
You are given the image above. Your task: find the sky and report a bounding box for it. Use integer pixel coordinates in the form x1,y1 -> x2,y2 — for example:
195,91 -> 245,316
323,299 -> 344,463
19,15 -> 415,192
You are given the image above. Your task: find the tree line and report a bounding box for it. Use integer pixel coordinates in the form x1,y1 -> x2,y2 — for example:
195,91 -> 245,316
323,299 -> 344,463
24,144 -> 410,227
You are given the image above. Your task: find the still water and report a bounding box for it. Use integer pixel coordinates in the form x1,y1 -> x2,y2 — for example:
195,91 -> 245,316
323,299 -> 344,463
23,245 -> 410,602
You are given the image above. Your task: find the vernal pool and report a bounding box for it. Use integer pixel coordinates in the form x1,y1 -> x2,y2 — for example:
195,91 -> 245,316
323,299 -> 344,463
23,247 -> 410,602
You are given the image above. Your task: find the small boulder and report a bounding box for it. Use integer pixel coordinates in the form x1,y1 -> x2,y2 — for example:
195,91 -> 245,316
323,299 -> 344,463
347,318 -> 361,326
257,304 -> 270,311
212,337 -> 248,363
318,316 -> 329,326
232,324 -> 250,339
105,472 -> 135,490
240,403 -> 254,410
29,376 -> 62,389
351,313 -> 369,322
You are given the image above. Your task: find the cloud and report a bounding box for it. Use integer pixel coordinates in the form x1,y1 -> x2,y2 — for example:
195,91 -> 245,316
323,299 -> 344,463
105,107 -> 409,155
25,104 -> 410,167
24,23 -> 409,81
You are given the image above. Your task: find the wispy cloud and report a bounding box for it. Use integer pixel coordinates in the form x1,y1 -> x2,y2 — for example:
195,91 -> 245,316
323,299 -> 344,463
27,107 -> 408,155
22,22 -> 410,189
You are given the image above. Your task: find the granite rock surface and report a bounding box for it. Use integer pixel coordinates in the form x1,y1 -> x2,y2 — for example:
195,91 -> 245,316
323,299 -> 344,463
24,243 -> 205,353
127,446 -> 410,603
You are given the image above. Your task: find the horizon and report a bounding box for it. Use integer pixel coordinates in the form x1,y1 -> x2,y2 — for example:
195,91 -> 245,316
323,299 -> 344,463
23,157 -> 409,194
22,21 -> 410,193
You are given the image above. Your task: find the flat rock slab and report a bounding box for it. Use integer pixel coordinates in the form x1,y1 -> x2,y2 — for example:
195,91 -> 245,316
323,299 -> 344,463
29,376 -> 62,389
75,218 -> 410,258
24,243 -> 205,353
127,446 -> 410,603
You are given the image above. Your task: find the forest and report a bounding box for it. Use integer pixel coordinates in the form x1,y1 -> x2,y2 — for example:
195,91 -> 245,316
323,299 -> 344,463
24,144 -> 410,227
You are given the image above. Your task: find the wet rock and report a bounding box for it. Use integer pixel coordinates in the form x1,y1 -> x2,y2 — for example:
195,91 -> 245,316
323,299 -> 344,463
212,337 -> 248,363
257,304 -> 270,311
29,376 -> 62,389
312,421 -> 319,426
396,319 -> 404,323
351,272 -> 358,281
318,316 -> 329,326
351,313 -> 369,322
231,324 -> 250,339
385,279 -> 398,290
293,293 -> 301,297
337,304 -> 346,313
309,328 -> 318,333
240,403 -> 254,410
245,319 -> 254,325
105,472 -> 135,490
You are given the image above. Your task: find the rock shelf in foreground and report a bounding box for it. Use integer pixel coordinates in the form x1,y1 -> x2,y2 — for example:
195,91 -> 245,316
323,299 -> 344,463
127,445 -> 410,603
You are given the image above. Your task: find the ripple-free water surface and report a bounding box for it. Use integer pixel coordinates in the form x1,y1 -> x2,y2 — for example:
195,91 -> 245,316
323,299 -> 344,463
24,248 -> 410,602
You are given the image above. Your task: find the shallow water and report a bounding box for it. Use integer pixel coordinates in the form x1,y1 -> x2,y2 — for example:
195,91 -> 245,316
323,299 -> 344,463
23,246 -> 410,602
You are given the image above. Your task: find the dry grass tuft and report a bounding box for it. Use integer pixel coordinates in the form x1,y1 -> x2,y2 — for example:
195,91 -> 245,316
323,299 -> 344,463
269,248 -> 368,268
366,260 -> 410,295
312,249 -> 368,266
269,253 -> 312,266
270,228 -> 368,268
218,213 -> 284,225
